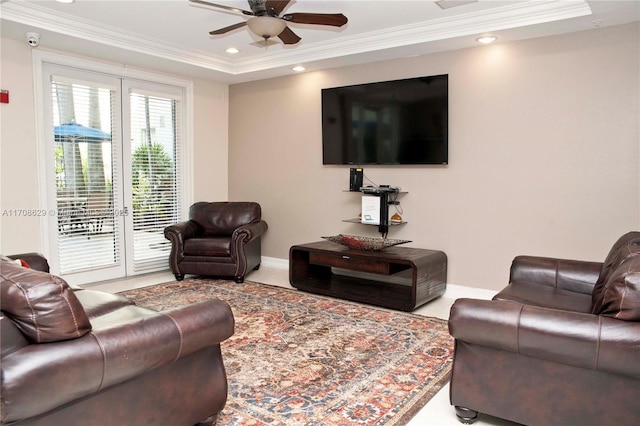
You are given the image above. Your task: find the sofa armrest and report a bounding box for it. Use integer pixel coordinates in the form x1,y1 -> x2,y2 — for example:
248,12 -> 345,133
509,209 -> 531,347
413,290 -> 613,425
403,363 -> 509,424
509,255 -> 602,294
88,300 -> 235,389
230,220 -> 268,259
1,300 -> 234,423
162,299 -> 235,357
164,220 -> 202,270
7,253 -> 50,272
449,298 -> 640,379
164,220 -> 201,242
232,220 -> 268,245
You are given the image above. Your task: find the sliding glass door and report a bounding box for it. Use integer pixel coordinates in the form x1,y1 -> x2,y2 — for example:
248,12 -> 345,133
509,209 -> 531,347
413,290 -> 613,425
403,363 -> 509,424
43,64 -> 185,284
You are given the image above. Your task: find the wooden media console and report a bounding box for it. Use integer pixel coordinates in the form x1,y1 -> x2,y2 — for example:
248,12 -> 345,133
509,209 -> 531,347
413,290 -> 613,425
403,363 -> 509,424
289,241 -> 447,311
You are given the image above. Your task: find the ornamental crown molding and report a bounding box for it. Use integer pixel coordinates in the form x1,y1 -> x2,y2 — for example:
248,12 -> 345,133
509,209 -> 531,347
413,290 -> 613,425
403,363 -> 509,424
1,0 -> 591,76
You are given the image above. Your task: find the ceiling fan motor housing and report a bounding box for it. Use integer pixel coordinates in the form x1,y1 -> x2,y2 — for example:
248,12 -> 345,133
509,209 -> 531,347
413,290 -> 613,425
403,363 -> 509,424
194,0 -> 348,45
249,0 -> 271,16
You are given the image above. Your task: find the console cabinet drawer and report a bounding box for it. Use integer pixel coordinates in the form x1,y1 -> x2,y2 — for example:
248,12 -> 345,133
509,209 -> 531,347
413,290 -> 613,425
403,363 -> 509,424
309,251 -> 391,275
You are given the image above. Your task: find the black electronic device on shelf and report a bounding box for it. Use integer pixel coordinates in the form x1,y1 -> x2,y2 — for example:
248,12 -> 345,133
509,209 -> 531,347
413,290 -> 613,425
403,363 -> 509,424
349,167 -> 363,191
366,187 -> 396,236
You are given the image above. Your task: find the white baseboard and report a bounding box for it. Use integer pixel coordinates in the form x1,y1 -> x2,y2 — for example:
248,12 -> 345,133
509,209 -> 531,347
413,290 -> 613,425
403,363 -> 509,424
443,284 -> 496,300
261,256 -> 497,300
261,256 -> 289,270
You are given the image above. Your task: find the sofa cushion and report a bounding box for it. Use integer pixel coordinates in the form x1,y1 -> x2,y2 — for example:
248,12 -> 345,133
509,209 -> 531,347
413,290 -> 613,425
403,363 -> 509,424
591,231 -> 640,314
184,237 -> 231,257
494,282 -> 593,313
0,261 -> 91,343
190,201 -> 261,236
72,288 -> 134,320
596,248 -> 640,320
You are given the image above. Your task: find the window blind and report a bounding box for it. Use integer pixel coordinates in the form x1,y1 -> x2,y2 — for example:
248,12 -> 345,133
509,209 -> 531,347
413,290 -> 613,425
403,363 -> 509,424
129,91 -> 182,272
52,79 -> 121,274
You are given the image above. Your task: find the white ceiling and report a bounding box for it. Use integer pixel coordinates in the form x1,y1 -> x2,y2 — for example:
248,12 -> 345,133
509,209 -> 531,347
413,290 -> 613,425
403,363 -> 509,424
1,0 -> 639,84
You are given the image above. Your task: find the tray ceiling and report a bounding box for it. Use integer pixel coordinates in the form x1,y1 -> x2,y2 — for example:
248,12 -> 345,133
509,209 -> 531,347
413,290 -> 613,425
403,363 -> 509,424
1,1 -> 638,83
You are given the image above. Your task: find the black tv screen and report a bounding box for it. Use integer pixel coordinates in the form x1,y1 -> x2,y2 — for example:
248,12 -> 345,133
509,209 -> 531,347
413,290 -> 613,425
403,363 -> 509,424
322,74 -> 448,165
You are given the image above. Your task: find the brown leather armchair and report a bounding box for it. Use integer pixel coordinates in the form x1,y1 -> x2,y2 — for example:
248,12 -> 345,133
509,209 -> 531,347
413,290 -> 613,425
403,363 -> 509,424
164,202 -> 268,283
448,231 -> 640,426
1,253 -> 234,426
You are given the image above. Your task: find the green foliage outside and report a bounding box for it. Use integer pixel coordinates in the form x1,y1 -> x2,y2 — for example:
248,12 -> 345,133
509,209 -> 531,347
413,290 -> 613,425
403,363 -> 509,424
55,146 -> 65,189
132,143 -> 175,230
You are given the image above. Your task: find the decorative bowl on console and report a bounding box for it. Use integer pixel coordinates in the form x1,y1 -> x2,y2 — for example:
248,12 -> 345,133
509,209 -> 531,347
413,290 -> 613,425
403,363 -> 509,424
321,234 -> 411,251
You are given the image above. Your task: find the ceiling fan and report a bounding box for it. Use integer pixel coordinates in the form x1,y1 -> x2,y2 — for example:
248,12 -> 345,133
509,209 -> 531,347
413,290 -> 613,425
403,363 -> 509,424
189,0 -> 348,45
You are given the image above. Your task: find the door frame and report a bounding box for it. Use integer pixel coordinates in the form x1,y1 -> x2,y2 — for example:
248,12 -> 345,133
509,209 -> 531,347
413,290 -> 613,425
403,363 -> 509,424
33,50 -> 194,282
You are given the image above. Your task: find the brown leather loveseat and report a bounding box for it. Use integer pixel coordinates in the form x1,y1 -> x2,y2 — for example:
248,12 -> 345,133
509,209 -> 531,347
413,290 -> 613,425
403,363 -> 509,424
1,253 -> 234,426
164,202 -> 268,283
448,231 -> 640,425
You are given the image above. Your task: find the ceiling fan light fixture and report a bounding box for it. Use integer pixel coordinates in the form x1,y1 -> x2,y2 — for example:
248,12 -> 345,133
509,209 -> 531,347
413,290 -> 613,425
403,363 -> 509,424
247,16 -> 287,39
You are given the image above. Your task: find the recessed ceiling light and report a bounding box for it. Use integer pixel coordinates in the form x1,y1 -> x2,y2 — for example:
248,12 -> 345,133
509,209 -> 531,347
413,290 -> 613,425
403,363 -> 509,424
292,66 -> 306,72
476,36 -> 497,44
225,47 -> 240,54
56,0 -> 75,4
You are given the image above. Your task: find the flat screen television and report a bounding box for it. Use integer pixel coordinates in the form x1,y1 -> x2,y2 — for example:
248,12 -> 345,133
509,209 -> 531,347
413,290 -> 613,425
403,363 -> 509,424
322,74 -> 448,165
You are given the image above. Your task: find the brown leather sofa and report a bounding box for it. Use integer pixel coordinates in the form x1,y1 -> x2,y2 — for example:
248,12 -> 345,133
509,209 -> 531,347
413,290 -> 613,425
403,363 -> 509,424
1,253 -> 234,426
164,202 -> 268,283
448,231 -> 640,426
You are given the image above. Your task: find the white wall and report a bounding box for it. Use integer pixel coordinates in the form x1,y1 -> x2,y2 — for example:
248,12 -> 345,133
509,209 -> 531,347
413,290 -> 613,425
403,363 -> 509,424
228,23 -> 640,290
0,37 -> 229,255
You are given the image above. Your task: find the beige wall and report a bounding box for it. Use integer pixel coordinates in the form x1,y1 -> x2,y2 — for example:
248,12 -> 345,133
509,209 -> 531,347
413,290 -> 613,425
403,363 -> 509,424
2,24 -> 639,290
0,37 -> 229,255
229,23 -> 640,290
191,80 -> 229,203
0,37 -> 40,255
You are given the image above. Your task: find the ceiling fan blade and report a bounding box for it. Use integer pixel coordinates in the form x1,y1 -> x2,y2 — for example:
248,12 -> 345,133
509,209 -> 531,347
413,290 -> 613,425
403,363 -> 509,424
209,21 -> 248,35
283,13 -> 348,27
265,0 -> 291,15
278,26 -> 301,45
189,0 -> 254,16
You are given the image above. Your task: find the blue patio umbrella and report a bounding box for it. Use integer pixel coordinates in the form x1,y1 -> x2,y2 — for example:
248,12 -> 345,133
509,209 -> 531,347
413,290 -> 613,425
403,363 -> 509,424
54,123 -> 112,197
54,122 -> 111,142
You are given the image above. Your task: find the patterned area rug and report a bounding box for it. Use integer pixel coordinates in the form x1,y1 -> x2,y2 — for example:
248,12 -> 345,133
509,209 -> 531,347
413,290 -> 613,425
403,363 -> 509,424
120,278 -> 454,426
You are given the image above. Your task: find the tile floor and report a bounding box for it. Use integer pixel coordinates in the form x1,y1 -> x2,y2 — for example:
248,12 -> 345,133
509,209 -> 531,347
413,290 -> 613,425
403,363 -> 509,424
87,265 -> 517,426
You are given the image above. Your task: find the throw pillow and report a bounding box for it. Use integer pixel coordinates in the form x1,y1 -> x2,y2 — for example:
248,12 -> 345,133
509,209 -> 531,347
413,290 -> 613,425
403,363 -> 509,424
0,255 -> 30,268
596,249 -> 640,320
591,231 -> 640,313
0,260 -> 91,343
